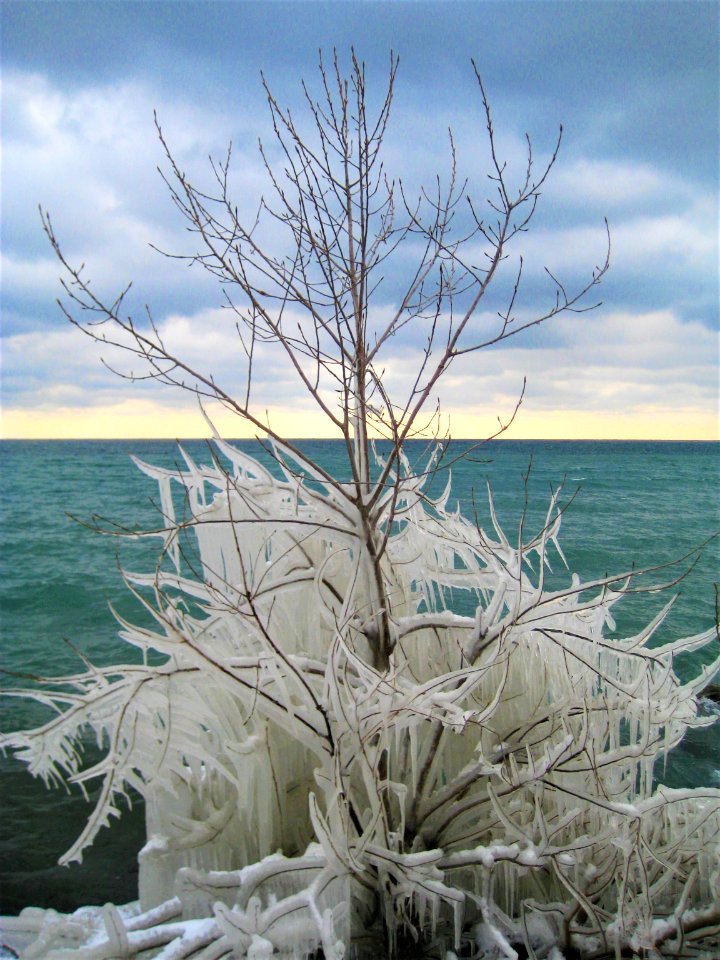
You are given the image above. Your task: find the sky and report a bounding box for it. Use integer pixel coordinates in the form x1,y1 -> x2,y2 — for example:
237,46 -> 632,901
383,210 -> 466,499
1,0 -> 718,441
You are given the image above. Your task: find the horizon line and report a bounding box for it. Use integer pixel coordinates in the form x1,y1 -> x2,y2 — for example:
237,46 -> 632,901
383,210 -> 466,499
2,436 -> 717,444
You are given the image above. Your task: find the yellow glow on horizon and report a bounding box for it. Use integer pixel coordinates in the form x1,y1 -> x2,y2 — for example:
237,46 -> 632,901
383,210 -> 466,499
455,407 -> 719,442
2,400 -> 717,442
0,400 -> 343,441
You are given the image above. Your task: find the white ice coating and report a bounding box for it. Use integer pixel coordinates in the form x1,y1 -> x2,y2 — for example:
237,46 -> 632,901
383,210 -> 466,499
2,441 -> 719,958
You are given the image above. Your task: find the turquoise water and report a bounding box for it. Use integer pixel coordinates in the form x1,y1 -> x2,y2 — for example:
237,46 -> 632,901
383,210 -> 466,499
1,439 -> 718,914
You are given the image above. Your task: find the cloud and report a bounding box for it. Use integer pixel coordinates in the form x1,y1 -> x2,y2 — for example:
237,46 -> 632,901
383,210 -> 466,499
545,158 -> 695,210
452,309 -> 716,413
1,304 -> 342,417
5,298 -> 714,441
461,193 -> 718,328
2,70 -> 273,323
3,63 -> 717,441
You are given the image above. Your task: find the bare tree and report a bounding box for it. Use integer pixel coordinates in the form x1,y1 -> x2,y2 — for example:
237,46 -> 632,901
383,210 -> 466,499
3,52 -> 719,960
42,51 -> 609,670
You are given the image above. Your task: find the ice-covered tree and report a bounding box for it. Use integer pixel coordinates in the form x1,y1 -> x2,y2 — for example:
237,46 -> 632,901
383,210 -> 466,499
2,53 -> 719,959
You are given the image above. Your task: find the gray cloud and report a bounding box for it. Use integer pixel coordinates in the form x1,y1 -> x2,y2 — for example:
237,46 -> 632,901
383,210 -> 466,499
4,299 -> 715,434
2,33 -> 717,437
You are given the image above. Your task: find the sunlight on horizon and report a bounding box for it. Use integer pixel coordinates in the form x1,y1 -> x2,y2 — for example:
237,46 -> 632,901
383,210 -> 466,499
3,401 -> 717,442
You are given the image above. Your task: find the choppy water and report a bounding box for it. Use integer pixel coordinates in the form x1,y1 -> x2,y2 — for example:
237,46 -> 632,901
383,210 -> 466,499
1,439 -> 718,914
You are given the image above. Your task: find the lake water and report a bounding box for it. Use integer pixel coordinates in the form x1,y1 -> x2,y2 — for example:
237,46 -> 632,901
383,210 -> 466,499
1,438 -> 718,914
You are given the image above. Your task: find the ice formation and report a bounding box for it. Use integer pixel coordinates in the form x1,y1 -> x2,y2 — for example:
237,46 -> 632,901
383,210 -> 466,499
2,439 -> 719,959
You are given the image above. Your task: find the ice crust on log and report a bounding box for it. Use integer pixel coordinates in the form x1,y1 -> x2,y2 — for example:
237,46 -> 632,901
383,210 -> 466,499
2,441 -> 719,959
